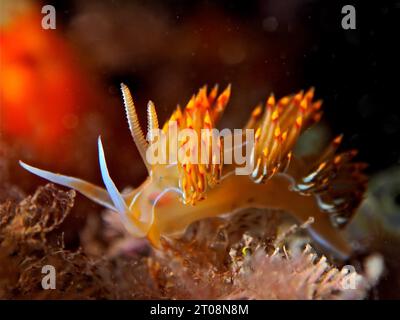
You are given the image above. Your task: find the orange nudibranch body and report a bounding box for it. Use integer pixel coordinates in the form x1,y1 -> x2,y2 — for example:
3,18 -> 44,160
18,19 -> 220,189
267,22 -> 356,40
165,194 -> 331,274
20,84 -> 367,260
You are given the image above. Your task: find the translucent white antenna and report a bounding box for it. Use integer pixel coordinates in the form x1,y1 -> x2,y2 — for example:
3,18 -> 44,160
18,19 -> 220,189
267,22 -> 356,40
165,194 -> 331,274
97,136 -> 146,236
19,160 -> 116,211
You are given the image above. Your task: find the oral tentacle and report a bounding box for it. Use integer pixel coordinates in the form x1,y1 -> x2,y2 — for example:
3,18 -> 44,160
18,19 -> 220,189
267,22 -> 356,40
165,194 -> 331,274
19,160 -> 116,211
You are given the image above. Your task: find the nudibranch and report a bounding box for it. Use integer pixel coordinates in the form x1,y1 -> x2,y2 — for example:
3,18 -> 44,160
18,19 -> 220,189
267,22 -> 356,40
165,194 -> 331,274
20,84 -> 367,259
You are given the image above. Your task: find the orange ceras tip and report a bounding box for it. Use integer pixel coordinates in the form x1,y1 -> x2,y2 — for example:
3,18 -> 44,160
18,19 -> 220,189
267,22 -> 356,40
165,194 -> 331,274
255,127 -> 262,140
252,105 -> 263,118
186,95 -> 195,110
318,162 -> 327,171
333,134 -> 344,145
295,116 -> 303,128
204,110 -> 212,127
293,91 -> 304,105
216,84 -> 231,109
274,126 -> 281,139
281,130 -> 288,142
271,109 -> 279,121
300,98 -> 308,111
313,99 -> 323,110
305,87 -> 315,101
267,94 -> 275,108
20,84 -> 367,260
279,96 -> 290,107
209,84 -> 219,102
334,155 -> 342,165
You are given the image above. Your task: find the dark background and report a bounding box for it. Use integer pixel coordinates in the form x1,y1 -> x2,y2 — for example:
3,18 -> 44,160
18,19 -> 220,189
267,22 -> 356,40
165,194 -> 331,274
2,0 -> 400,299
50,0 -> 400,174
3,0 -> 399,186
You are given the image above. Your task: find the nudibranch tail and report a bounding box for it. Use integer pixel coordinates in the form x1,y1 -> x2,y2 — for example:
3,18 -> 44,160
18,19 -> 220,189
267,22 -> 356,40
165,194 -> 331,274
293,138 -> 368,227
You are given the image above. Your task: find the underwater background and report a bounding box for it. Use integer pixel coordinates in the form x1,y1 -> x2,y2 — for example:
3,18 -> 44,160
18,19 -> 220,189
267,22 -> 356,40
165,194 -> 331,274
0,0 -> 399,299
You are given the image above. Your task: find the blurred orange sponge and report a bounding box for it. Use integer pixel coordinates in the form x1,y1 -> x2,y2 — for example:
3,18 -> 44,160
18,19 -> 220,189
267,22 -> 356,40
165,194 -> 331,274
0,2 -> 96,159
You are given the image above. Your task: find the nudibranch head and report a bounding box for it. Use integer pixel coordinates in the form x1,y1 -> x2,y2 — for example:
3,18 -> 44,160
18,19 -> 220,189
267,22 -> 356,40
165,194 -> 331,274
20,83 -> 367,259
